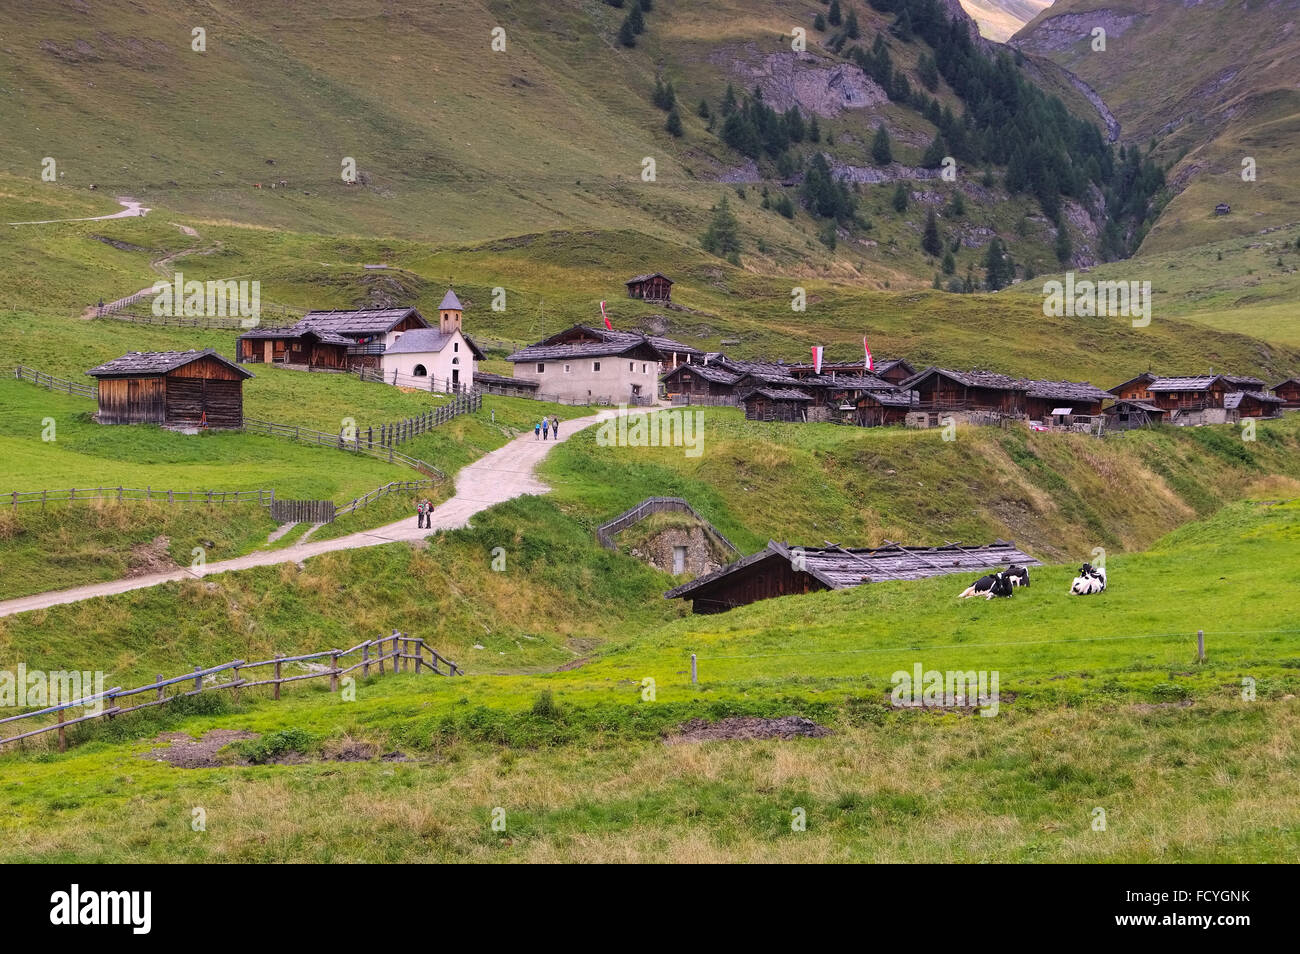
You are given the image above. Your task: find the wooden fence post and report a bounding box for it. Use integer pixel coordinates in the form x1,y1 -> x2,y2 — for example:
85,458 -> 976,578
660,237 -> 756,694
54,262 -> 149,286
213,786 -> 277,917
1197,629 -> 1205,663
231,663 -> 241,702
156,674 -> 164,704
194,666 -> 203,692
691,653 -> 697,685
394,630 -> 404,672
377,635 -> 386,676
362,641 -> 370,679
57,708 -> 66,752
330,653 -> 339,692
273,654 -> 282,700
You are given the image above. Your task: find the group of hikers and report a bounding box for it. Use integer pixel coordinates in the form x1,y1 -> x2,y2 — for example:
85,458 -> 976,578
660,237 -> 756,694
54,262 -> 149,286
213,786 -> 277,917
415,498 -> 436,529
534,415 -> 561,440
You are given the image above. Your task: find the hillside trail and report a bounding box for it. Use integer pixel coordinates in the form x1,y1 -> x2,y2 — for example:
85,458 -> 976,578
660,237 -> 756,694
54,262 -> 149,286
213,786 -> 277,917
7,196 -> 150,226
79,221 -> 223,319
0,405 -> 638,618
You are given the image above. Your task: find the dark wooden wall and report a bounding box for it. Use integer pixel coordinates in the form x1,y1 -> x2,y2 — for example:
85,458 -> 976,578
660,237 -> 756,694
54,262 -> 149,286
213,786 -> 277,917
97,377 -> 165,424
165,376 -> 244,428
691,560 -> 825,613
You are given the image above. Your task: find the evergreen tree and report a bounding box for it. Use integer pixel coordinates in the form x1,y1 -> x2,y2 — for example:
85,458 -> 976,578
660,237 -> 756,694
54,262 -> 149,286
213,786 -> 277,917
1054,215 -> 1073,264
640,0 -> 652,9
628,3 -> 645,33
697,98 -> 711,119
948,191 -> 965,217
845,8 -> 860,39
721,84 -> 738,116
829,0 -> 842,26
701,196 -> 741,256
892,182 -> 908,212
814,12 -> 827,31
808,114 -> 821,142
941,249 -> 956,274
984,238 -> 1012,290
921,133 -> 946,168
922,209 -> 942,256
618,16 -> 637,46
665,106 -> 683,137
871,125 -> 893,165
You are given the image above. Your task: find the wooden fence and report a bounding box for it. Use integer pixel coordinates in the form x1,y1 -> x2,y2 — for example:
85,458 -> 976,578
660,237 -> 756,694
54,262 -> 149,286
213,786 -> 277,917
4,486 -> 272,510
13,365 -> 98,399
595,496 -> 740,554
335,479 -> 440,519
356,367 -> 480,396
270,498 -> 336,524
240,418 -> 445,478
0,632 -> 462,752
96,310 -> 299,330
356,393 -> 482,448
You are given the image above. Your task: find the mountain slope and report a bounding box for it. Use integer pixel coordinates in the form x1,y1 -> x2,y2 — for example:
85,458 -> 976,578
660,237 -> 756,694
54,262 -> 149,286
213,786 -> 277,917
1012,0 -> 1300,253
959,0 -> 1053,41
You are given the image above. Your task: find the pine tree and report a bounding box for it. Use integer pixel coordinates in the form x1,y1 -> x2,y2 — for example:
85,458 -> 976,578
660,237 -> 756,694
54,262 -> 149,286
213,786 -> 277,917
845,8 -> 860,39
721,84 -> 738,116
665,106 -> 683,137
941,250 -> 956,274
629,3 -> 645,33
871,125 -> 893,165
697,98 -> 711,119
640,0 -> 652,8
829,0 -> 842,26
892,182 -> 908,212
984,238 -> 1012,290
814,12 -> 827,31
618,16 -> 637,46
949,191 -> 965,217
922,209 -> 942,256
1054,217 -> 1073,265
808,114 -> 821,142
701,195 -> 741,256
921,133 -> 946,168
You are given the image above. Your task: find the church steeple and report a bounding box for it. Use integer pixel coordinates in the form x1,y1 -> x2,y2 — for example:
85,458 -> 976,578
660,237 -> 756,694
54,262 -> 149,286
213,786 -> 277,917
438,288 -> 463,333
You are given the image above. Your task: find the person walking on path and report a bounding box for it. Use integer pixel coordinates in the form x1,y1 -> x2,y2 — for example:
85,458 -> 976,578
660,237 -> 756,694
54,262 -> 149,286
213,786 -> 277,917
542,418 -> 550,440
422,498 -> 434,528
416,499 -> 426,529
534,421 -> 540,440
551,415 -> 560,439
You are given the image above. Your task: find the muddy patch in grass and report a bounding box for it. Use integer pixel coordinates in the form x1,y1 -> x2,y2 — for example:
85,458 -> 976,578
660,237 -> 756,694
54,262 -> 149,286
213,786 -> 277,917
142,729 -> 256,768
665,716 -> 830,745
127,535 -> 177,577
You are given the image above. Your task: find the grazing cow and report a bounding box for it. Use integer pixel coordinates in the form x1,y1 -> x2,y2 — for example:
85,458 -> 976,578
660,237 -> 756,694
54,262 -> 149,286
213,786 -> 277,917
1004,565 -> 1030,588
958,571 -> 1014,599
1069,562 -> 1107,595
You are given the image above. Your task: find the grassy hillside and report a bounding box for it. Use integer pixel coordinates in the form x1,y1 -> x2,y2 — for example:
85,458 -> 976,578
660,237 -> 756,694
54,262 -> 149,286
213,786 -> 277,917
1013,0 -> 1300,254
1,496 -> 1297,862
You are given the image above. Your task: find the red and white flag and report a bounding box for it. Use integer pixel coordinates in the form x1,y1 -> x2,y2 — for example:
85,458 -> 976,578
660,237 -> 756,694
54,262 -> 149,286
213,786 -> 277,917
811,345 -> 824,375
600,300 -> 612,330
863,336 -> 874,372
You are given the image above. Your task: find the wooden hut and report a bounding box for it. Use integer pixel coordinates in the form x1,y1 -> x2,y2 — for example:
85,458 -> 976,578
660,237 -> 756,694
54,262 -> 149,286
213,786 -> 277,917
236,327 -> 350,369
1103,399 -> 1166,431
86,350 -> 252,428
661,363 -> 742,403
1225,390 -> 1284,419
665,540 -> 1039,614
1018,380 -> 1110,424
740,387 -> 813,422
625,273 -> 673,303
902,368 -> 1028,415
1271,377 -> 1300,410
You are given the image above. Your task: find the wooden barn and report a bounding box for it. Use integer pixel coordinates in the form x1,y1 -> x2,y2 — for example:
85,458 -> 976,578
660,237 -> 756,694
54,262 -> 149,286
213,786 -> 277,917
1272,377 -> 1300,410
841,387 -> 917,427
1225,390 -> 1284,419
1019,380 -> 1111,424
661,363 -> 742,402
788,357 -> 915,385
86,350 -> 252,428
902,368 -> 1028,415
236,327 -> 350,369
665,540 -> 1040,614
625,272 -> 673,303
1103,399 -> 1167,431
740,386 -> 813,422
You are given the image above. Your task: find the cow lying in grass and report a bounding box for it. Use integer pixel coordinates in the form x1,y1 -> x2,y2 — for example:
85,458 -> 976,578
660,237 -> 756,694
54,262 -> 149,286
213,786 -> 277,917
1005,565 -> 1030,588
958,570 -> 1014,599
1069,563 -> 1107,595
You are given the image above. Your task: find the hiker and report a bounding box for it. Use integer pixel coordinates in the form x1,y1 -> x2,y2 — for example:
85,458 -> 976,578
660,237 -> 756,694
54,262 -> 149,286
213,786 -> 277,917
416,499 -> 427,529
490,408 -> 495,425
542,418 -> 550,440
551,415 -> 560,439
423,498 -> 434,527
534,421 -> 541,440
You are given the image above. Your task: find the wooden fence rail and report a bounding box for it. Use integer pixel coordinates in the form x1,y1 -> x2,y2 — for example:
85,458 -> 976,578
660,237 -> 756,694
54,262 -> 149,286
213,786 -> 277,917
240,418 -> 445,479
96,309 -> 300,330
353,393 -> 483,448
3,486 -> 272,510
334,479 -> 440,518
0,632 -> 461,752
13,365 -> 98,399
595,496 -> 741,554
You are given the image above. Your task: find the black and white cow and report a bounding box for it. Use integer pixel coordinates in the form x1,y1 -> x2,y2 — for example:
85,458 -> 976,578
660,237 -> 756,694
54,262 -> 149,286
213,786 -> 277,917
1069,562 -> 1107,595
1005,565 -> 1030,588
958,571 -> 1014,599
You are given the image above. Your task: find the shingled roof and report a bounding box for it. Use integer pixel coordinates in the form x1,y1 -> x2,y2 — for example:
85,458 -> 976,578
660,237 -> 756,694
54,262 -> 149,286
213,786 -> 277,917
506,338 -> 661,362
625,272 -> 672,285
1224,390 -> 1284,409
902,367 -> 1030,391
1017,379 -> 1111,401
739,387 -> 814,402
438,289 -> 463,310
1145,375 -> 1227,392
297,307 -> 427,336
665,540 -> 1040,601
86,349 -> 252,379
386,328 -> 486,359
661,363 -> 742,385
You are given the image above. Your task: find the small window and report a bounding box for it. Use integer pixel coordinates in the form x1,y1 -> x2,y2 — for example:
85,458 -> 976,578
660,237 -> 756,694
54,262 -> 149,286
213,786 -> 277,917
564,364 -> 571,373
629,362 -> 634,372
642,364 -> 648,374
593,361 -> 601,372
453,342 -> 459,352
537,363 -> 545,373
452,356 -> 460,365
412,364 -> 427,377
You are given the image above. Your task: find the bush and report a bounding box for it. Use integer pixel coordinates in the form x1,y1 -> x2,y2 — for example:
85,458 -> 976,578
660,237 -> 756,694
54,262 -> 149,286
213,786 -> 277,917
237,727 -> 319,764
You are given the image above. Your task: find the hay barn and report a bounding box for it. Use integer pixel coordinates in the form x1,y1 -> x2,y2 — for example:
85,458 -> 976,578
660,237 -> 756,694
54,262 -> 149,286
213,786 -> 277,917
86,350 -> 252,428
